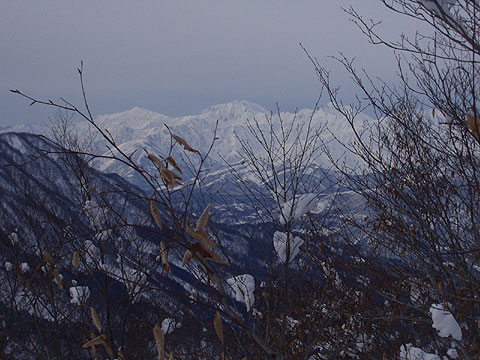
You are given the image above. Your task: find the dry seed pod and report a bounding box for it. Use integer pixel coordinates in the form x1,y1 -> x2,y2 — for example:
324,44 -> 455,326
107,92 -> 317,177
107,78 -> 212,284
160,241 -> 170,272
153,323 -> 165,360
72,250 -> 79,269
196,203 -> 211,231
149,198 -> 162,230
214,310 -> 224,344
90,307 -> 102,333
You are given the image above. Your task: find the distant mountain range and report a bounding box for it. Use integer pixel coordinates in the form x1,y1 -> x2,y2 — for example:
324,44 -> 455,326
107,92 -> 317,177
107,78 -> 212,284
1,100 -> 371,189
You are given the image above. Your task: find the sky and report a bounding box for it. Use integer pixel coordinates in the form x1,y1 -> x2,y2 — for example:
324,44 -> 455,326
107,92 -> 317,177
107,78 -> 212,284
1,1 -> 420,126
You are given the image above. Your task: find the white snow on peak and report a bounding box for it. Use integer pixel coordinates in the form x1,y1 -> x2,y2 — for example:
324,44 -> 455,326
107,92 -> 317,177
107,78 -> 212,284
1,100 -> 372,186
201,100 -> 268,118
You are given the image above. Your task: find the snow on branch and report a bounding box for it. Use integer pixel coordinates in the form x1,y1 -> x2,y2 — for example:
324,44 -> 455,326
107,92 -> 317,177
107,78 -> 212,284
429,303 -> 462,341
273,231 -> 304,263
226,274 -> 255,312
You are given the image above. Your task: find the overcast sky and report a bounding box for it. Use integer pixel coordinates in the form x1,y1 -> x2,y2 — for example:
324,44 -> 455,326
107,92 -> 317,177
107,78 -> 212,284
1,1 -> 419,126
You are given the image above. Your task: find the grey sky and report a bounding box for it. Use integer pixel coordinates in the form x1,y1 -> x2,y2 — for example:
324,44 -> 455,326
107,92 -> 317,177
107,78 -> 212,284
1,1 -> 417,126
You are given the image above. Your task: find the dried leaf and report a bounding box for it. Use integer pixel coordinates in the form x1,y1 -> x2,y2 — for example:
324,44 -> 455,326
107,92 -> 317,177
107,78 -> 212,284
53,268 -> 63,290
149,198 -> 162,230
169,351 -> 174,360
172,133 -> 199,153
160,168 -> 182,190
153,323 -> 165,360
90,307 -> 102,333
118,350 -> 126,360
160,241 -> 170,272
82,334 -> 106,349
181,249 -> 193,267
148,154 -> 166,170
187,226 -> 216,249
72,251 -> 79,269
166,156 -> 182,174
467,113 -> 480,140
101,337 -> 114,358
196,203 -> 211,231
214,310 -> 224,344
42,249 -> 54,266
191,242 -> 227,265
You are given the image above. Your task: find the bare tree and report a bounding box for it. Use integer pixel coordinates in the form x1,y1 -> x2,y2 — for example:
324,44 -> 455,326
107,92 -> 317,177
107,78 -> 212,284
306,0 -> 480,358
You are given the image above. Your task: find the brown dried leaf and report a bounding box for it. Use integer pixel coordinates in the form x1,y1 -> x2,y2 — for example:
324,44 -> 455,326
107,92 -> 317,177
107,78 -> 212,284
467,113 -> 480,140
191,242 -> 227,265
149,198 -> 162,230
160,241 -> 170,272
160,168 -> 182,190
148,154 -> 166,170
214,310 -> 224,344
118,350 -> 126,360
166,156 -> 182,174
82,334 -> 106,349
101,338 -> 114,358
72,250 -> 79,269
53,268 -> 63,290
187,226 -> 216,249
90,307 -> 102,333
42,249 -> 54,266
181,249 -> 193,267
153,323 -> 165,360
169,351 -> 174,360
196,203 -> 211,231
172,133 -> 199,153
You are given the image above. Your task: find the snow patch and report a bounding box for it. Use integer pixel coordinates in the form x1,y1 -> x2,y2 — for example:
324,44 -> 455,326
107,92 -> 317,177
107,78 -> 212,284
273,231 -> 303,263
69,286 -> 90,305
399,343 -> 440,359
161,318 -> 181,335
280,193 -> 317,224
226,274 -> 255,312
429,303 -> 462,341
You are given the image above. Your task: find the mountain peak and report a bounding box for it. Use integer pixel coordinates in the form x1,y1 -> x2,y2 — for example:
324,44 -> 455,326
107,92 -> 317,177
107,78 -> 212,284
201,100 -> 268,117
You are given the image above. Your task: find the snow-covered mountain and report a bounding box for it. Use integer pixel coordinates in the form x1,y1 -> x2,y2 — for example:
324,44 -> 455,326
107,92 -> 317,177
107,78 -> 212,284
2,100 -> 371,189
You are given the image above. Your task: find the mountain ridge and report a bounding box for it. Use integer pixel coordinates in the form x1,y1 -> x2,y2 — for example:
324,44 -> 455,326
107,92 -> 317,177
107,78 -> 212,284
1,100 -> 372,188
